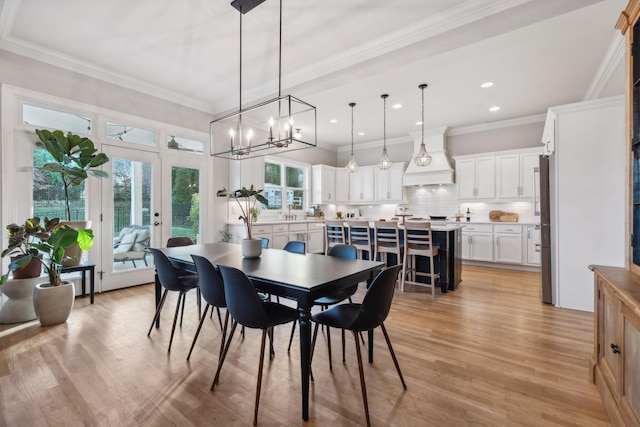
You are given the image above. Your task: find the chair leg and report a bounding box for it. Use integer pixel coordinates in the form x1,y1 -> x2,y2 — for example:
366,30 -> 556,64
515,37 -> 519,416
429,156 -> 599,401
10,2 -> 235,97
268,327 -> 275,361
212,319 -> 238,389
287,320 -> 297,352
216,307 -> 223,329
400,251 -> 408,292
147,289 -> 169,336
327,325 -> 332,370
342,329 -> 346,363
180,293 -> 186,327
187,304 -> 210,361
353,330 -> 371,427
168,292 -> 183,353
253,329 -> 268,426
380,323 -> 407,389
197,288 -> 202,319
220,311 -> 230,361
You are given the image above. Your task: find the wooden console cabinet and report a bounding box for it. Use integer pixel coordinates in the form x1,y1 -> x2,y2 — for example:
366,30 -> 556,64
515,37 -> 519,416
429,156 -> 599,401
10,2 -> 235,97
590,265 -> 640,426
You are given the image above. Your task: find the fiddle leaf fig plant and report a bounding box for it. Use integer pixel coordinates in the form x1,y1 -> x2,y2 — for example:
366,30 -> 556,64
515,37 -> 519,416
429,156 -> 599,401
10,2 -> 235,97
35,129 -> 110,221
217,186 -> 268,240
0,217 -> 93,286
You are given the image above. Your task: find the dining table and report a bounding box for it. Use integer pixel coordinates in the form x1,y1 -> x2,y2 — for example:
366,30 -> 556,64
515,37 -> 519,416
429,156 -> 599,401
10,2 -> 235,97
155,242 -> 385,421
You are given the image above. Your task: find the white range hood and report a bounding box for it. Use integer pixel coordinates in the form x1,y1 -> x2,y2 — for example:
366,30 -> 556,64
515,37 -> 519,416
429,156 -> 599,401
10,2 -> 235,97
403,126 -> 455,186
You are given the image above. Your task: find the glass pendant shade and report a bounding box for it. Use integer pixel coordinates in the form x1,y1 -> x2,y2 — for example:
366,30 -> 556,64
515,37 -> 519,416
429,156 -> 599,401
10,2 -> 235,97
414,83 -> 432,167
345,102 -> 359,173
377,93 -> 392,170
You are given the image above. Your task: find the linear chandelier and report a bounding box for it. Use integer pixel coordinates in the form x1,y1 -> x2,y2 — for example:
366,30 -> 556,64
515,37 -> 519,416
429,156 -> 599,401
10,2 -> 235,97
211,0 -> 317,160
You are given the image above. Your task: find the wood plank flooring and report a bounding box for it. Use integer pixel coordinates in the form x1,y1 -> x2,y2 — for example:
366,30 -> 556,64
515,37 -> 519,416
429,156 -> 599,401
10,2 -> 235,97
0,266 -> 610,426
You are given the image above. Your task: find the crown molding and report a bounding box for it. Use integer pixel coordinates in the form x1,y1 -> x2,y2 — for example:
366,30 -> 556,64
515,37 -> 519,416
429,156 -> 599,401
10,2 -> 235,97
583,32 -> 625,101
447,114 -> 546,136
336,135 -> 412,153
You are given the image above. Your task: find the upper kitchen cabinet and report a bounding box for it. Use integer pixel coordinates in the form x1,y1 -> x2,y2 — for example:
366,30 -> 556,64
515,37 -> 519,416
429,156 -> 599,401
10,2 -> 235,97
496,148 -> 542,199
455,156 -> 495,200
229,156 -> 265,191
348,166 -> 374,203
375,162 -> 405,203
311,164 -> 336,204
334,168 -> 351,202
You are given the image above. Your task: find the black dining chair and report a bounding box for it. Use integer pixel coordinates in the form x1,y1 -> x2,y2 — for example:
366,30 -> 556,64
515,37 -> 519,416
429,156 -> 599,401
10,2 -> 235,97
311,264 -> 406,427
289,244 -> 359,367
213,265 -> 299,426
283,240 -> 305,253
186,255 -> 229,362
147,248 -> 201,353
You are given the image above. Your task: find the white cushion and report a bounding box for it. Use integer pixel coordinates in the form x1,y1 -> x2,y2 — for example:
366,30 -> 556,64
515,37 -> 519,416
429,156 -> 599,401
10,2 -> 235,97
114,232 -> 137,253
132,229 -> 150,251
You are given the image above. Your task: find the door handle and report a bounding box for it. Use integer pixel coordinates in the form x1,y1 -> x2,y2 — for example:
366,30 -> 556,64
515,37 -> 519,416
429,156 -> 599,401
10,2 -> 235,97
610,343 -> 620,354
154,222 -> 160,226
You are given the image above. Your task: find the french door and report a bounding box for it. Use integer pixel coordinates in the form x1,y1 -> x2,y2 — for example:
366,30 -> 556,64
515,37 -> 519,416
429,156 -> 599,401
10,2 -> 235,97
100,146 -> 161,291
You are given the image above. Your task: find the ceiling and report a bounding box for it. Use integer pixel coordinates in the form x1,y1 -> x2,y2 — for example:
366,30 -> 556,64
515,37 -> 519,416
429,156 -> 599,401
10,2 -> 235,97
0,0 -> 628,151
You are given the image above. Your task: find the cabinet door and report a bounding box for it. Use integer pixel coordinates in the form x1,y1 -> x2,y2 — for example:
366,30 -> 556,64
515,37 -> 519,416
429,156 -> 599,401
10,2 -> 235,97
272,233 -> 289,249
456,159 -> 476,199
388,165 -> 404,201
469,233 -> 494,261
599,283 -> 621,399
494,234 -> 523,264
349,170 -> 362,202
496,154 -> 519,198
335,169 -> 350,202
526,226 -> 541,265
307,229 -> 323,253
361,167 -> 375,202
375,168 -> 390,201
622,303 -> 640,424
519,153 -> 539,199
475,157 -> 495,199
461,233 -> 471,259
324,168 -> 336,202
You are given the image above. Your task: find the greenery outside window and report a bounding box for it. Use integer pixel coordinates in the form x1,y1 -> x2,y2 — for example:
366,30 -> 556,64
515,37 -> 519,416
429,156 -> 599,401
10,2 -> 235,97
263,158 -> 308,211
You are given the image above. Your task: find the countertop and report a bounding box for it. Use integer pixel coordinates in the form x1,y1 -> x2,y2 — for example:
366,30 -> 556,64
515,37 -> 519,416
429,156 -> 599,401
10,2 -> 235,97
227,219 -> 539,226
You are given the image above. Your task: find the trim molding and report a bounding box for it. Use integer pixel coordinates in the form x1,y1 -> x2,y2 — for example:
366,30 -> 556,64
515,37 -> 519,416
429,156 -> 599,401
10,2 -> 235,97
447,114 -> 546,136
583,33 -> 625,101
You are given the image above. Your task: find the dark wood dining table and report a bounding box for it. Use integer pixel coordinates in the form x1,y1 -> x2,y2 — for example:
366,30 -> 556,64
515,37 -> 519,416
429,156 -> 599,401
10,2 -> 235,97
155,242 -> 385,421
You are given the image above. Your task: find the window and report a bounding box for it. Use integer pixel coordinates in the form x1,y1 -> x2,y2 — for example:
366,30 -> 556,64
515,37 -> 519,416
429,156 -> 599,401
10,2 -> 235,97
167,135 -> 204,153
23,104 -> 92,134
107,121 -> 156,146
263,158 -> 308,211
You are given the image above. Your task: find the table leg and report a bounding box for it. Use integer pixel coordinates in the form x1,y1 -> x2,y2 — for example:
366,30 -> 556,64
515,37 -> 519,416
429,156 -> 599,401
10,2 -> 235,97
89,266 -> 95,304
154,273 -> 161,328
81,270 -> 87,298
298,302 -> 312,421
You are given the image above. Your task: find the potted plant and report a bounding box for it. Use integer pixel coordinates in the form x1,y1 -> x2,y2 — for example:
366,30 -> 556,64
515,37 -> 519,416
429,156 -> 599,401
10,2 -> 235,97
35,129 -> 109,265
217,185 -> 268,258
0,218 -> 46,280
1,217 -> 94,326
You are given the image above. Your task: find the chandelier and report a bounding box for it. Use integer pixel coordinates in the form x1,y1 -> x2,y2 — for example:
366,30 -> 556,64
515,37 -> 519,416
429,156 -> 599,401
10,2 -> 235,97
211,0 -> 317,160
413,83 -> 432,167
377,93 -> 392,170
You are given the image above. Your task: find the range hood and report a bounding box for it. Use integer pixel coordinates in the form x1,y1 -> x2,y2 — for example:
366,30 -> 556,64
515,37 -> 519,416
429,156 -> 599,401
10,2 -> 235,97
403,126 -> 455,186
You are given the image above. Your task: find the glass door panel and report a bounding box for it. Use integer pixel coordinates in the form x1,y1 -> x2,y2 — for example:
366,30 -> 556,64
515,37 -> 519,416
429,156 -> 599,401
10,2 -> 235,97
101,146 -> 160,291
170,166 -> 200,242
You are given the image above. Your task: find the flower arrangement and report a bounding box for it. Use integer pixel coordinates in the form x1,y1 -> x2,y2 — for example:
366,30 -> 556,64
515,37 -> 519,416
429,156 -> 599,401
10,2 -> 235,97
217,186 -> 268,240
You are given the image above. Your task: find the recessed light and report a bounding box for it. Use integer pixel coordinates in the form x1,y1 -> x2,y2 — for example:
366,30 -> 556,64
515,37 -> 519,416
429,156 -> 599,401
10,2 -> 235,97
392,103 -> 402,109
481,81 -> 494,88
329,119 -> 338,123
358,132 -> 365,136
416,121 -> 423,126
489,106 -> 500,112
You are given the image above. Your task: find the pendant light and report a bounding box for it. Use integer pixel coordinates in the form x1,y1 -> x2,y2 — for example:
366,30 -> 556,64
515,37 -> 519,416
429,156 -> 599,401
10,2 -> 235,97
345,102 -> 360,173
377,94 -> 393,170
414,83 -> 432,167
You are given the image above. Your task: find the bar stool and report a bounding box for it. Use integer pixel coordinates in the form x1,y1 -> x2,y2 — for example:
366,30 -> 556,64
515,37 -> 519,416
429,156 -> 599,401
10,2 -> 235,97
347,220 -> 374,260
401,221 -> 439,296
324,220 -> 347,255
373,221 -> 403,268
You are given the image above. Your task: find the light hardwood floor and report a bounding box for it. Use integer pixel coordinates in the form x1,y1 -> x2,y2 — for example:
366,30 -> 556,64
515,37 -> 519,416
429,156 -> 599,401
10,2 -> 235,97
0,266 -> 610,426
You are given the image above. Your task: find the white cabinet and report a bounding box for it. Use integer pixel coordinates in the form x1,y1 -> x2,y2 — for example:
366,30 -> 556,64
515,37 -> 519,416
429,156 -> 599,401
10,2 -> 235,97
461,224 -> 494,262
272,224 -> 289,249
526,225 -> 541,266
493,224 -> 523,264
375,163 -> 404,202
311,165 -> 336,204
335,169 -> 351,202
496,151 -> 540,199
307,226 -> 323,253
349,166 -> 374,203
229,156 -> 264,191
456,157 -> 495,200
288,223 -> 308,244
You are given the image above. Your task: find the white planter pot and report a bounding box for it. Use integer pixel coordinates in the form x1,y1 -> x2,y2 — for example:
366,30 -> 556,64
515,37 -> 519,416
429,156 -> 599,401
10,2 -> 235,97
33,281 -> 75,326
0,276 -> 39,323
241,238 -> 262,258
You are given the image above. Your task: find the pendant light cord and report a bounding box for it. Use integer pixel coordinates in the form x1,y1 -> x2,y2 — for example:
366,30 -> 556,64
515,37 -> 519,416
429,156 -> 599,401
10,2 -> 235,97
383,95 -> 387,149
421,85 -> 425,146
350,102 -> 355,155
278,0 -> 282,98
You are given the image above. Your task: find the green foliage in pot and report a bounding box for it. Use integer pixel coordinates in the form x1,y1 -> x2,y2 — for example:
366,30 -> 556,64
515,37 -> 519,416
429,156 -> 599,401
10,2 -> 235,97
35,129 -> 110,221
1,217 -> 93,286
217,186 -> 268,240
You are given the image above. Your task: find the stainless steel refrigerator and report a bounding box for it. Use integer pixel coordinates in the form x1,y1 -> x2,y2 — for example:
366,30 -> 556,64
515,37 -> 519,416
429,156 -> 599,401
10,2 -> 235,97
538,155 -> 552,304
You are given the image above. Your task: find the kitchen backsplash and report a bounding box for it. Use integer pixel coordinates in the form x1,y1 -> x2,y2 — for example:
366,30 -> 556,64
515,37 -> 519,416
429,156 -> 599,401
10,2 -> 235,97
318,183 -> 540,223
